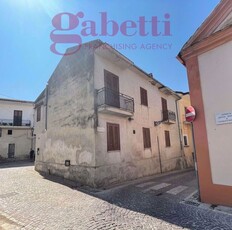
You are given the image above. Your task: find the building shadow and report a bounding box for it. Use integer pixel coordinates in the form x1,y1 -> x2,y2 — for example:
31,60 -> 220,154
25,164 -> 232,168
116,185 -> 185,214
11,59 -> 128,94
0,160 -> 34,169
37,170 -> 226,230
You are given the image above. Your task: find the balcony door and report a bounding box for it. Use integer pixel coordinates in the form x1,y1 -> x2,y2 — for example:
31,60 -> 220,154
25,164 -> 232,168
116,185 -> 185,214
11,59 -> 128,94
104,70 -> 120,108
13,110 -> 22,126
161,98 -> 168,121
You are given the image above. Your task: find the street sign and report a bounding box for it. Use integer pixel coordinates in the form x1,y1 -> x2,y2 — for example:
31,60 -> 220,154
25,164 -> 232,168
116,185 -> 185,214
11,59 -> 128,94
185,106 -> 196,123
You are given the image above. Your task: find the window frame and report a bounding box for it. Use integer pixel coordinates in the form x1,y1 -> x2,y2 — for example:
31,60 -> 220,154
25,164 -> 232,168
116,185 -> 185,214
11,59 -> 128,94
164,130 -> 171,147
107,123 -> 120,152
13,110 -> 22,126
37,106 -> 41,122
8,130 -> 13,135
140,87 -> 148,106
183,134 -> 189,147
143,127 -> 151,149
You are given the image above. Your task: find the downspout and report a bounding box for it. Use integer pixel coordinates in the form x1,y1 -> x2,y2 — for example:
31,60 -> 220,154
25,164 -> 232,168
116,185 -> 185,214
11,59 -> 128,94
175,98 -> 184,156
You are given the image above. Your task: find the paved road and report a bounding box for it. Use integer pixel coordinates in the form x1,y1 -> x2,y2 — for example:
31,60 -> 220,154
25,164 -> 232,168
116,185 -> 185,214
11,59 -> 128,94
0,162 -> 231,229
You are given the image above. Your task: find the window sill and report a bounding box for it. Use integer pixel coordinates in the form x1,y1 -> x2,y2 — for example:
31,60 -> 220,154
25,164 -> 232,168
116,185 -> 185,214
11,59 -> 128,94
107,150 -> 121,153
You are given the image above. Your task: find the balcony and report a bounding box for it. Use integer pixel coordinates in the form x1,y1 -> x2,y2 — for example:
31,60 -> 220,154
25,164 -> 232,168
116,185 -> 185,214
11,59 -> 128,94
97,87 -> 134,117
0,119 -> 31,127
162,110 -> 176,124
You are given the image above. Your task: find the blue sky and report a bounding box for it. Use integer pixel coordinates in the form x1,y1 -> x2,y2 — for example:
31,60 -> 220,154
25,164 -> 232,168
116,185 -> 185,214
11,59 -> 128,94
0,0 -> 220,101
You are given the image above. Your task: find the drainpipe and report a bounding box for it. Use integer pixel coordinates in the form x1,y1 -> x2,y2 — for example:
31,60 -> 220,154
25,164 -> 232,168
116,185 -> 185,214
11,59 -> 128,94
157,136 -> 162,174
175,99 -> 184,156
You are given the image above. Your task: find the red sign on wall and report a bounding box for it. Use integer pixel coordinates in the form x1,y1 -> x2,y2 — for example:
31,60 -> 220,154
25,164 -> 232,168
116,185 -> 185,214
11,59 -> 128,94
185,106 -> 196,123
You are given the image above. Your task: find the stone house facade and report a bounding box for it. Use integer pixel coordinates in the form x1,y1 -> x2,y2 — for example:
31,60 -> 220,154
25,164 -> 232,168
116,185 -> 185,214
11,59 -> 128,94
35,40 -> 186,187
0,98 -> 34,160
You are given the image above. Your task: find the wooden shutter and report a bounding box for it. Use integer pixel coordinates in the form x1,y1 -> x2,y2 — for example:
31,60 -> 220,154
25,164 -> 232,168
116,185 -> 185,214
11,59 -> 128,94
140,87 -> 148,106
104,70 -> 119,92
143,128 -> 151,148
161,98 -> 168,111
165,130 -> 171,147
161,98 -> 168,120
104,70 -> 120,107
107,123 -> 120,151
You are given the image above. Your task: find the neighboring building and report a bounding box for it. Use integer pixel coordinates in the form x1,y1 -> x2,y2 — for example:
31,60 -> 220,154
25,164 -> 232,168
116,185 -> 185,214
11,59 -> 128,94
178,0 -> 232,206
0,98 -> 34,160
34,40 -> 186,187
176,92 -> 194,168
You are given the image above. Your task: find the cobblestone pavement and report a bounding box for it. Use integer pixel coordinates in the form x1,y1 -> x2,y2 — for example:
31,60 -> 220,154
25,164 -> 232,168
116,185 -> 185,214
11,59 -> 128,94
0,163 -> 232,229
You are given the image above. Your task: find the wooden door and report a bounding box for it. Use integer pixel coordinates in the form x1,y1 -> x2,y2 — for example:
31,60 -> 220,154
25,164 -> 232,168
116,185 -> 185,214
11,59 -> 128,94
8,144 -> 15,158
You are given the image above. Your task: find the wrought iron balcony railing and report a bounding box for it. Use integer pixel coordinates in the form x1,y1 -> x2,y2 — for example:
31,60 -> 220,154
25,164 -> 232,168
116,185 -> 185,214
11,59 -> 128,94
97,87 -> 134,113
0,119 -> 31,127
162,110 -> 176,123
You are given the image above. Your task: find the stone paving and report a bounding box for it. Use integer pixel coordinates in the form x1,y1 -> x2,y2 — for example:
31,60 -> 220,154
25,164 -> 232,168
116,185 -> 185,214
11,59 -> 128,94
0,162 -> 232,229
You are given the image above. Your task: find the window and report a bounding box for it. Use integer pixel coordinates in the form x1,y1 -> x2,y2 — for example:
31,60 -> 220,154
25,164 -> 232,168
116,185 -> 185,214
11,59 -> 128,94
140,87 -> 148,106
143,127 -> 151,148
107,123 -> 120,151
161,98 -> 168,120
8,130 -> 13,135
0,128 -> 2,137
165,130 -> 171,147
183,135 -> 189,146
13,110 -> 22,126
104,70 -> 120,108
37,106 -> 41,122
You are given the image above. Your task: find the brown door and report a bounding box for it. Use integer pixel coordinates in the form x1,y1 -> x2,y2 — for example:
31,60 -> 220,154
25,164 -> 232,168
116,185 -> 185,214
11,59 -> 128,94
161,98 -> 168,121
104,70 -> 120,108
13,110 -> 22,126
8,144 -> 15,158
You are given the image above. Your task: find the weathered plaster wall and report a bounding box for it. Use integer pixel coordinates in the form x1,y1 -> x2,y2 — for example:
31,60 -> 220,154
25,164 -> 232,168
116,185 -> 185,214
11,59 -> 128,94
94,53 -> 184,186
35,42 -> 101,186
0,127 -> 32,159
0,100 -> 34,124
0,100 -> 34,160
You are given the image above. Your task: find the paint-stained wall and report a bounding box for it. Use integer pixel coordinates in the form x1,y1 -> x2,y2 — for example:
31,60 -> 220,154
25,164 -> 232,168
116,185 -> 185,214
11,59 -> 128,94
35,40 -> 185,188
94,52 -> 184,186
35,41 -> 102,186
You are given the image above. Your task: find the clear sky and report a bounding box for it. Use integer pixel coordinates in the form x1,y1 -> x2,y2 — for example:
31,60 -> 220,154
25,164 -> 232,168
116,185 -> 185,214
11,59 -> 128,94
0,0 -> 220,101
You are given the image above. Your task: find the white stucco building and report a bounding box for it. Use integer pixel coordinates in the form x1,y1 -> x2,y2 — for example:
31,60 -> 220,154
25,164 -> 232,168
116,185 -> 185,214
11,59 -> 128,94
0,98 -> 34,160
34,40 -> 186,187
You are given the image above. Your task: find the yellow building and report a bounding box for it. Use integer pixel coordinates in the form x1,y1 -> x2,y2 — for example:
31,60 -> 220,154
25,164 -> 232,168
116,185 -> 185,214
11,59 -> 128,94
176,92 -> 194,168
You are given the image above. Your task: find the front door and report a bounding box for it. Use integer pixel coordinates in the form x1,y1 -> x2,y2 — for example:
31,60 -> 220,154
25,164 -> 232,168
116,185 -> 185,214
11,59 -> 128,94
8,144 -> 15,158
104,70 -> 120,108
